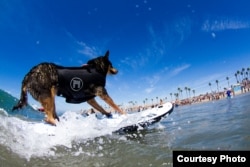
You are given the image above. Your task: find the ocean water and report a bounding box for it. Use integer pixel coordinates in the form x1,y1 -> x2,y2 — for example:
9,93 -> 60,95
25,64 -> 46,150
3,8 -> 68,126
0,90 -> 250,167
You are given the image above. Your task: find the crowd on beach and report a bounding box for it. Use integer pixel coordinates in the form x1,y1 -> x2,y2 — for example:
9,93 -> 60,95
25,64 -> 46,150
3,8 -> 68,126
174,78 -> 250,106
128,78 -> 250,112
81,78 -> 250,115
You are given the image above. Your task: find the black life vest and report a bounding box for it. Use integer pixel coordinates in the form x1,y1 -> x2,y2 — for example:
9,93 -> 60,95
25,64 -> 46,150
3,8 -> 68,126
56,66 -> 106,103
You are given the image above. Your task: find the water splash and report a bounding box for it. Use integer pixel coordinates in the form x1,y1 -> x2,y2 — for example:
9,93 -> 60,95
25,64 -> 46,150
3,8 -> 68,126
0,108 -> 157,160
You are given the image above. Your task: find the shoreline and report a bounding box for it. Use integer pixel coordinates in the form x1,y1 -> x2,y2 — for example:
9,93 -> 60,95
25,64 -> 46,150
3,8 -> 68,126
116,83 -> 250,113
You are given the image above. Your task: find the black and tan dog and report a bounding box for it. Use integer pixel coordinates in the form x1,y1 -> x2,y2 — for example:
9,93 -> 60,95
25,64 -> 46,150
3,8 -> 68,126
12,51 -> 125,125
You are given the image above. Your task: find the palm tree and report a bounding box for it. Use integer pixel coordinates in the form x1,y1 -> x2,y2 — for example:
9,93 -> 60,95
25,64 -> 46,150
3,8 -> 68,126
156,96 -> 158,104
215,80 -> 219,92
237,70 -> 240,75
177,88 -> 182,99
235,73 -> 239,83
170,93 -> 173,101
128,101 -> 134,108
226,76 -> 230,88
247,67 -> 250,79
237,70 -> 241,82
187,88 -> 191,98
145,98 -> 148,106
192,89 -> 195,98
174,93 -> 179,100
135,101 -> 137,105
208,82 -> 212,92
242,68 -> 245,79
184,87 -> 188,98
240,71 -> 244,82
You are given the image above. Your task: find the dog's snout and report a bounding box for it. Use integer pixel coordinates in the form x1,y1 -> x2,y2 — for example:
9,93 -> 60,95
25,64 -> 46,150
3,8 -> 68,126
110,68 -> 118,74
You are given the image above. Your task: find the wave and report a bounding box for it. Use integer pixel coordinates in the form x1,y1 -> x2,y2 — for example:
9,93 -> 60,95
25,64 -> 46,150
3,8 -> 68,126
0,89 -> 169,161
0,89 -> 120,160
0,104 -> 168,161
1,103 -> 156,161
0,108 -> 135,160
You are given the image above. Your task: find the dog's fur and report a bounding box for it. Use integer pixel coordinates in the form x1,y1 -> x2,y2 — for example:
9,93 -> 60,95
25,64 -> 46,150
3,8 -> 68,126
12,51 -> 125,125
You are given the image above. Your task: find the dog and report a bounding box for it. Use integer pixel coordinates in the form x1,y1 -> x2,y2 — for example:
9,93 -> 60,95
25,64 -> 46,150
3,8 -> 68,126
12,50 -> 125,125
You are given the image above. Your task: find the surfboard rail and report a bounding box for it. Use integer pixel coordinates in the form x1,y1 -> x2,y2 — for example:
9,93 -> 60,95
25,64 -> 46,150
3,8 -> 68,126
114,102 -> 174,133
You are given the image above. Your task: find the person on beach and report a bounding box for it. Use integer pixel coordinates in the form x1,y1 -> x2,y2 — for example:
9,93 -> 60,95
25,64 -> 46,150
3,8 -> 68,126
226,89 -> 231,98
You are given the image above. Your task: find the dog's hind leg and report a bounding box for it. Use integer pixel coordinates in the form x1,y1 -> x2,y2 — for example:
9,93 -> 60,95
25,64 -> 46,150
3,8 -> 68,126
39,97 -> 56,125
39,87 -> 59,125
51,86 -> 59,122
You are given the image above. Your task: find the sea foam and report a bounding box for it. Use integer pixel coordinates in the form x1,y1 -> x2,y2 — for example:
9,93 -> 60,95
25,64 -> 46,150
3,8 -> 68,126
0,109 -> 143,160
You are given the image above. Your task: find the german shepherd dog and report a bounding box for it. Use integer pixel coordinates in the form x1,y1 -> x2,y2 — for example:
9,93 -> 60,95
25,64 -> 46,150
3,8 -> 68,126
13,51 -> 125,125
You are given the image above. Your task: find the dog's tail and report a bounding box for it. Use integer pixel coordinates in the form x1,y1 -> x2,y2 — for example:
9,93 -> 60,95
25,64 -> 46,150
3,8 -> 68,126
12,84 -> 28,111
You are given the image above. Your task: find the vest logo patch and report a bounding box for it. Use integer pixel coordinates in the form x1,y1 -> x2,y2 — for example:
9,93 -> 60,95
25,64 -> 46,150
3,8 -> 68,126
70,77 -> 83,91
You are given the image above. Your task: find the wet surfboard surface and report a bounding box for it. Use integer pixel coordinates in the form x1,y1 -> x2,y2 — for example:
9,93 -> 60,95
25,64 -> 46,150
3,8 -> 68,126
114,102 -> 174,133
94,102 -> 174,133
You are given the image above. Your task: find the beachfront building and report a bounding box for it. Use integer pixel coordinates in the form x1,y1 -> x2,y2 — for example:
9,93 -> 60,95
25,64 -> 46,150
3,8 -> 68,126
232,83 -> 242,95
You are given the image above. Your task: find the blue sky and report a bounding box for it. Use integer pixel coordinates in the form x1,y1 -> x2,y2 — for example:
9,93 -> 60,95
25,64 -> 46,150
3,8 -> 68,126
1,0 -> 250,111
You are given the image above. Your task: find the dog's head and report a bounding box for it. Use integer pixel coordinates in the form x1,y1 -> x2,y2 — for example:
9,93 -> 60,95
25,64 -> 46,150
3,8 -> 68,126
87,50 -> 118,75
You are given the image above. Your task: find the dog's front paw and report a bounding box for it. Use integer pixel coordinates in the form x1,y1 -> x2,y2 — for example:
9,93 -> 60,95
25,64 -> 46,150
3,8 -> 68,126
106,113 -> 113,119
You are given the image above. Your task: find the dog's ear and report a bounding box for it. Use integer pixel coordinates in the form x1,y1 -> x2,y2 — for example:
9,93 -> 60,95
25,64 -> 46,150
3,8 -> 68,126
104,50 -> 109,59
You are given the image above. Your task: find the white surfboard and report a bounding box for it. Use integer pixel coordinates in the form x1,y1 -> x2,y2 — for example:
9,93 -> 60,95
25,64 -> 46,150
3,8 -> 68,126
95,102 -> 174,133
118,102 -> 174,133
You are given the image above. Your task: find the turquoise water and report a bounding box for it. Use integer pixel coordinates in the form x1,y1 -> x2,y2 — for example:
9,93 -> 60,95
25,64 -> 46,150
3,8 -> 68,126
0,89 -> 250,167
